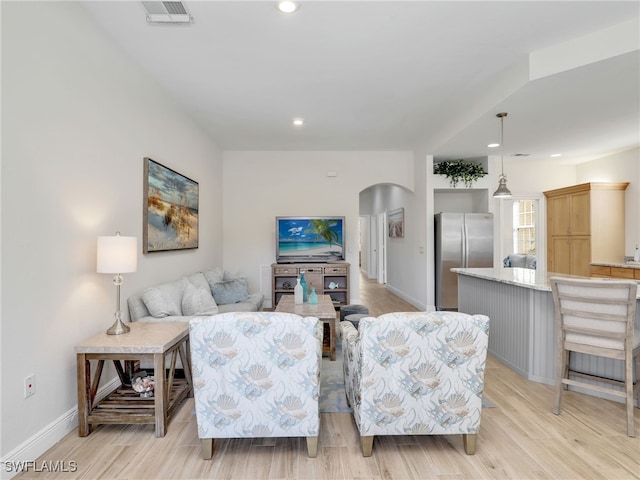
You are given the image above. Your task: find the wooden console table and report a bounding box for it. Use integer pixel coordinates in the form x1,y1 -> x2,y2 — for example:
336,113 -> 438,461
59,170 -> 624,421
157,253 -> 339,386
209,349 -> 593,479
271,262 -> 350,307
75,322 -> 192,437
275,294 -> 337,360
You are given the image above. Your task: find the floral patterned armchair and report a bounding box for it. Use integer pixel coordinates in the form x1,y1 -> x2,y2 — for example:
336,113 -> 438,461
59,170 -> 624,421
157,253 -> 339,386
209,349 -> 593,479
189,311 -> 323,460
341,311 -> 490,456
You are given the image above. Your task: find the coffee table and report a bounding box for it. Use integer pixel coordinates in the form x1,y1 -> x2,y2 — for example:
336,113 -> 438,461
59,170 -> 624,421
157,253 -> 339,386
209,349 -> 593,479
75,321 -> 192,437
275,294 -> 338,360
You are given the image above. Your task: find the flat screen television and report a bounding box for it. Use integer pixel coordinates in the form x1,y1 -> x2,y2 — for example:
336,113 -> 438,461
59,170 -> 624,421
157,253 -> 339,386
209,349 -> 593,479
276,216 -> 345,263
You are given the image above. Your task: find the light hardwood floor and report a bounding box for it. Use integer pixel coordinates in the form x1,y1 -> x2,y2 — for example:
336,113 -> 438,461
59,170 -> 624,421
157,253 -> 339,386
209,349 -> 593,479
15,274 -> 639,479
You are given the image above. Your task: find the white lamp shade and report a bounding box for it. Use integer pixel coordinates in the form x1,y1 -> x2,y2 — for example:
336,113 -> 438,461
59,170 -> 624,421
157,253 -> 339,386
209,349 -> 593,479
97,235 -> 138,273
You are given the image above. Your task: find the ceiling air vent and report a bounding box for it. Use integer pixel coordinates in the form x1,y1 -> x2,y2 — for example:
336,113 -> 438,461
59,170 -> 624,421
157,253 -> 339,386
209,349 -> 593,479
512,153 -> 530,157
142,1 -> 192,24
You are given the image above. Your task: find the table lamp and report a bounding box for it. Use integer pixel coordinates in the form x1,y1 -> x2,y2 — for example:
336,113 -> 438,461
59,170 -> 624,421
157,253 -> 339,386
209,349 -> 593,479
97,232 -> 137,335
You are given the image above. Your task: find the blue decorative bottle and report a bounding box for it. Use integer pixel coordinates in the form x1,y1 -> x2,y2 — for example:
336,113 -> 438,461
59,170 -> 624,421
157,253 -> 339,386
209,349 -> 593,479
300,272 -> 308,302
308,287 -> 318,305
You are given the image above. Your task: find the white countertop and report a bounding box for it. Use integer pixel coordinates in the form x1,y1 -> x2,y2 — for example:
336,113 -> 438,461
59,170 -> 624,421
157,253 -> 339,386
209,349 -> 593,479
451,267 -> 552,291
591,262 -> 640,269
452,267 -> 640,298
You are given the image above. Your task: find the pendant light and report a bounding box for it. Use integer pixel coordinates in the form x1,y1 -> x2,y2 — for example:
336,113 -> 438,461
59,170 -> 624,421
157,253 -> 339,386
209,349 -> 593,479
493,112 -> 512,198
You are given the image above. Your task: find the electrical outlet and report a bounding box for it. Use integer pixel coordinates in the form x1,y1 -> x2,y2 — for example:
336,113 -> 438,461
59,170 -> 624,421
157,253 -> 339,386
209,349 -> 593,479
24,374 -> 35,398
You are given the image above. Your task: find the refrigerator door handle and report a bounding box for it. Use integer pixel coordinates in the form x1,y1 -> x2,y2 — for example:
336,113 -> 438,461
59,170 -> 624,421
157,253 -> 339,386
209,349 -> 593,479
462,222 -> 468,268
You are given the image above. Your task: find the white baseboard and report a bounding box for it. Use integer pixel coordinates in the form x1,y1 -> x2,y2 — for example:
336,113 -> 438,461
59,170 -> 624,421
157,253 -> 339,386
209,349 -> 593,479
385,284 -> 430,311
1,377 -> 120,480
260,264 -> 272,309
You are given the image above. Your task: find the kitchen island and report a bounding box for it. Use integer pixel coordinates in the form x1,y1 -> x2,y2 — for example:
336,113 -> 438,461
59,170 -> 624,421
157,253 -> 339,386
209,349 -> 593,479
453,267 -> 640,401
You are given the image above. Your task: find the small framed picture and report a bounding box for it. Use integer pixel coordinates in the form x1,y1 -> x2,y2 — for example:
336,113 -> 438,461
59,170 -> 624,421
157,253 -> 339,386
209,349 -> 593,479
388,208 -> 404,238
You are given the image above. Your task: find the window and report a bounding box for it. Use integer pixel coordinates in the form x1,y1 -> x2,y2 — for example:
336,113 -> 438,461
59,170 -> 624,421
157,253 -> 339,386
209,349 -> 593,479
513,200 -> 536,254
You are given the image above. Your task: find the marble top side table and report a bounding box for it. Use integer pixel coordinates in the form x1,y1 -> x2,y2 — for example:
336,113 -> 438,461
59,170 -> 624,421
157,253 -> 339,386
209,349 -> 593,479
75,321 -> 192,437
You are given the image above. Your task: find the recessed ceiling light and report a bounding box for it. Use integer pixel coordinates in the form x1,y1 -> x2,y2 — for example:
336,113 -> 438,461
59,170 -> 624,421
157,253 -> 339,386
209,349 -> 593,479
550,153 -> 562,158
293,117 -> 304,126
487,143 -> 500,148
276,1 -> 300,14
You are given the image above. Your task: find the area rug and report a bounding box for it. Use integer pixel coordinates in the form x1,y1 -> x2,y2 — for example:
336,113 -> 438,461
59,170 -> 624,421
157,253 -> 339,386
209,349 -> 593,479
319,346 -> 352,413
319,346 -> 496,412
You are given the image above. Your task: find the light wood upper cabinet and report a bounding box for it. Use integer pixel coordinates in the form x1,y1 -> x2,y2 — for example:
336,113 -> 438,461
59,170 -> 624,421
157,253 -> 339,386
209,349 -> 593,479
568,191 -> 590,235
548,191 -> 591,236
548,194 -> 571,236
544,182 -> 628,275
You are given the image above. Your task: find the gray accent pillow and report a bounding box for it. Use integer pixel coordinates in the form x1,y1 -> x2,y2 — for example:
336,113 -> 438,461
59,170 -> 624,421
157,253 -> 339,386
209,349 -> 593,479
141,278 -> 185,318
127,295 -> 150,322
211,278 -> 250,305
182,281 -> 219,316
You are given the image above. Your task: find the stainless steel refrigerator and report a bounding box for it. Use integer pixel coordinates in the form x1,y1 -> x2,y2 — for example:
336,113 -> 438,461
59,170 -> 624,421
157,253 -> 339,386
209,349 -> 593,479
435,212 -> 494,311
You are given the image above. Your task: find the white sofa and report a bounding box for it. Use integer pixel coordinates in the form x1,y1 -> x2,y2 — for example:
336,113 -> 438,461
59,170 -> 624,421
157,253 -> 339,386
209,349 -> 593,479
503,253 -> 536,269
127,268 -> 264,323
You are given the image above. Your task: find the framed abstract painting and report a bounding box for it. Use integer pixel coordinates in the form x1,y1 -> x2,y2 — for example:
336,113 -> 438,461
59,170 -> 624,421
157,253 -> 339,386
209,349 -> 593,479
143,157 -> 199,253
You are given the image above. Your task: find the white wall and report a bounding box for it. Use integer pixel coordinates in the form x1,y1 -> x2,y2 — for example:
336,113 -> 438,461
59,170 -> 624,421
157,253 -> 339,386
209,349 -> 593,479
1,2 -> 223,466
412,151 -> 429,307
358,216 -> 370,275
502,158 -> 577,195
577,147 -> 640,256
221,151 -> 414,307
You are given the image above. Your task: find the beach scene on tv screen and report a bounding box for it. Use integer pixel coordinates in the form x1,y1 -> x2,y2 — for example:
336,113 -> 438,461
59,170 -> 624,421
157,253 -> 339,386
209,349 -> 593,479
278,218 -> 343,259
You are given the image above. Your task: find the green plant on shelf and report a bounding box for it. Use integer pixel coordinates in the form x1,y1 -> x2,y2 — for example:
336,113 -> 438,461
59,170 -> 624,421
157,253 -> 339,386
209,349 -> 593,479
433,160 -> 487,188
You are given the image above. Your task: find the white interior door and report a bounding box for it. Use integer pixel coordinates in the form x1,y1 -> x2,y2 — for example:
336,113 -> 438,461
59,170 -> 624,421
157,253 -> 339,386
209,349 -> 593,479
377,212 -> 387,284
358,216 -> 369,274
368,215 -> 378,279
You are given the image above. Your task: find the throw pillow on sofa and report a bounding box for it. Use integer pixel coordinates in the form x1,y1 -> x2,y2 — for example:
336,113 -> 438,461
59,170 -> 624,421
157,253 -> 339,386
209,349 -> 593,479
141,278 -> 185,318
186,272 -> 211,292
223,270 -> 242,281
203,268 -> 225,292
182,281 -> 219,316
212,278 -> 250,304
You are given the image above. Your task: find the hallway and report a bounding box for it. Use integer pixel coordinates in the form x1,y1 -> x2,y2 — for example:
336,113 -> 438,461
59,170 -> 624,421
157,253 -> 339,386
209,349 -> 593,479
358,272 -> 420,316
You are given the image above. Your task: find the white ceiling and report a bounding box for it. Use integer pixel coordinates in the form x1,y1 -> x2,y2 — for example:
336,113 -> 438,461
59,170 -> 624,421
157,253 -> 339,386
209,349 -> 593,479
83,1 -> 640,164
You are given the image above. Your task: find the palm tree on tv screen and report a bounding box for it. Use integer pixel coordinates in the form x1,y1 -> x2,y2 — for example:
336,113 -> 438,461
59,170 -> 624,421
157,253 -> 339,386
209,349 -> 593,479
305,219 -> 339,247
